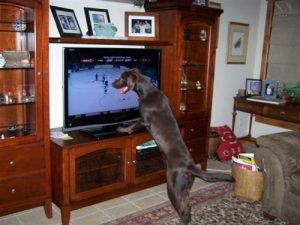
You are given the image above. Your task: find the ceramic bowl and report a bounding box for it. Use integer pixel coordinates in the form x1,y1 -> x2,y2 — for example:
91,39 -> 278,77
12,20 -> 27,32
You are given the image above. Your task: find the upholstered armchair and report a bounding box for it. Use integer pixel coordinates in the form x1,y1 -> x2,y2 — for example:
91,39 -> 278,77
254,131 -> 300,225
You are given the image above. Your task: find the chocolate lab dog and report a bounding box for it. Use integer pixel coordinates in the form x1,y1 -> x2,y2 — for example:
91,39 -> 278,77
112,69 -> 233,225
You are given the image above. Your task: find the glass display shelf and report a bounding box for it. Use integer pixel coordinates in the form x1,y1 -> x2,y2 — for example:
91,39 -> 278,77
0,101 -> 35,106
0,67 -> 34,70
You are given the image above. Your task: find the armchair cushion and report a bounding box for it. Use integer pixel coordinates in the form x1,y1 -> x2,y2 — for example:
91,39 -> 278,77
255,131 -> 300,225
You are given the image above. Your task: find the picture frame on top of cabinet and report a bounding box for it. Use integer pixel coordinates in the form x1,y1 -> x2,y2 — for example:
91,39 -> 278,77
208,1 -> 222,9
84,8 -> 110,36
125,12 -> 159,40
50,5 -> 82,37
226,22 -> 249,64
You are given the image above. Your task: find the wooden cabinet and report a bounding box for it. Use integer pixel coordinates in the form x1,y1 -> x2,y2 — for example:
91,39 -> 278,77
51,131 -> 165,225
145,1 -> 223,170
0,0 -> 51,218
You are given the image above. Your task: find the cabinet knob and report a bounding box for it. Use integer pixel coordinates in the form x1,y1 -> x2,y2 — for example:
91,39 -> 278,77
11,188 -> 16,194
132,160 -> 136,164
9,160 -> 15,166
188,148 -> 193,152
37,72 -> 42,76
190,128 -> 195,132
127,161 -> 131,165
279,111 -> 286,115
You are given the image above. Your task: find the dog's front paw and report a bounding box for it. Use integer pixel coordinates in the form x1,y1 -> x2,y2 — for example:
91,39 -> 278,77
117,126 -> 132,134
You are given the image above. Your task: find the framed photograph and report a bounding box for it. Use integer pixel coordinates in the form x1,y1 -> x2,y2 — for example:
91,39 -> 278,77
245,78 -> 261,97
84,8 -> 110,36
208,1 -> 222,9
125,12 -> 159,40
50,6 -> 82,37
262,80 -> 278,99
226,22 -> 249,64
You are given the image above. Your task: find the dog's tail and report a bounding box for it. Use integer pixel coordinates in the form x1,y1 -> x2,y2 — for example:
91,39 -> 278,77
190,166 -> 234,182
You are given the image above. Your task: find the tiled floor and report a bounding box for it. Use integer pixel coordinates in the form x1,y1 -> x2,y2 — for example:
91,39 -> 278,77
0,160 -> 231,225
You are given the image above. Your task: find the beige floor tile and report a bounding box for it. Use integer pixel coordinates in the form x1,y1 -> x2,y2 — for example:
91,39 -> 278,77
70,212 -> 110,225
122,189 -> 154,201
132,194 -> 167,209
103,203 -> 139,220
207,159 -> 232,172
16,207 -> 61,225
93,197 -> 129,211
0,216 -> 22,225
71,205 -> 99,219
156,190 -> 168,199
148,183 -> 167,193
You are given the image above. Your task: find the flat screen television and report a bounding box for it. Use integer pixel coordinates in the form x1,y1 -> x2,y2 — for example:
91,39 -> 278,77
63,47 -> 161,135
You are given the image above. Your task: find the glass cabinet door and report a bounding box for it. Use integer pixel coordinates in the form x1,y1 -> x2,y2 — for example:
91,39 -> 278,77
179,22 -> 211,116
131,133 -> 165,185
0,1 -> 42,143
75,148 -> 126,193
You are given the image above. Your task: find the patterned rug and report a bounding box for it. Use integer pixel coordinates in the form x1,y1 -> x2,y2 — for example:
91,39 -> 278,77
103,182 -> 289,225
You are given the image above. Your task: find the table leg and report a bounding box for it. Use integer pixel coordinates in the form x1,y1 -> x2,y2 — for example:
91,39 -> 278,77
232,111 -> 237,132
248,113 -> 253,138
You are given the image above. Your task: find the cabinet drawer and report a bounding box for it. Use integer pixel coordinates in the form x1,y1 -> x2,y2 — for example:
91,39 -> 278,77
185,138 -> 206,162
182,120 -> 208,140
0,144 -> 45,178
236,100 -> 264,114
0,173 -> 46,202
266,107 -> 300,123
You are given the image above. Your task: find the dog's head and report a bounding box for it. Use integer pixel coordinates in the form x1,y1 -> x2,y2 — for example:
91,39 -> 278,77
112,68 -> 140,94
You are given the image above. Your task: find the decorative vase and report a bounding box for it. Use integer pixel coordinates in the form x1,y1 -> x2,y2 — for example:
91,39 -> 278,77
132,0 -> 145,7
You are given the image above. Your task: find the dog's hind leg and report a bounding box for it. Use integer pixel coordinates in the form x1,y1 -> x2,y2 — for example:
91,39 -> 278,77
166,170 -> 194,225
189,165 -> 234,182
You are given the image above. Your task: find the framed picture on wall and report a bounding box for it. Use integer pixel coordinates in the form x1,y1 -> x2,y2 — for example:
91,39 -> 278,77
84,8 -> 111,36
125,12 -> 159,40
50,6 -> 82,37
245,78 -> 261,97
226,22 -> 249,64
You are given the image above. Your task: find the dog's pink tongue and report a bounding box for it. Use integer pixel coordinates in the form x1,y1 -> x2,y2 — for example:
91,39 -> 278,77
120,86 -> 128,94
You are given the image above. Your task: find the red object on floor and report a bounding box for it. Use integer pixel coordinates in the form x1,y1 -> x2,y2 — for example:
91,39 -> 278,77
211,125 -> 244,161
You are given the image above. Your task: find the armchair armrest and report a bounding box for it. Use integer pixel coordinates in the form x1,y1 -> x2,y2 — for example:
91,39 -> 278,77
255,147 -> 285,218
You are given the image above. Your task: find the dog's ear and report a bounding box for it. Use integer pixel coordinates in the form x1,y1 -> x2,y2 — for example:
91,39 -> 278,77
126,69 -> 139,90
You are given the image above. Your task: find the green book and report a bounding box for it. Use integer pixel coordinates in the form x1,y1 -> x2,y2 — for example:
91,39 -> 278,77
136,139 -> 157,150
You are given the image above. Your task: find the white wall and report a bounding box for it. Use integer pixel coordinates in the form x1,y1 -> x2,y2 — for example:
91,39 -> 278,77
211,0 -> 287,137
49,0 -> 143,128
49,0 -> 287,136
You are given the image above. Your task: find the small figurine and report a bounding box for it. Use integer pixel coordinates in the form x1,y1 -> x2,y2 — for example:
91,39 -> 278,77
196,81 -> 202,90
179,102 -> 187,112
0,53 -> 6,68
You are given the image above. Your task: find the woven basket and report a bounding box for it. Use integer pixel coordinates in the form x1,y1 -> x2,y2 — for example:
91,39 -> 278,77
232,164 -> 263,201
208,130 -> 220,158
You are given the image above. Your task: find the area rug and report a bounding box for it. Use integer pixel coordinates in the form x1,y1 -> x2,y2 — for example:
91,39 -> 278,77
103,182 -> 289,225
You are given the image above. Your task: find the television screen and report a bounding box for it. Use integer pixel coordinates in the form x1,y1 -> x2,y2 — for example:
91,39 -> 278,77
63,47 -> 161,134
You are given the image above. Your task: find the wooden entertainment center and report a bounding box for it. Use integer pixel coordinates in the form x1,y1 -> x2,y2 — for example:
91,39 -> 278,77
0,0 -> 222,224
50,2 -> 223,224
